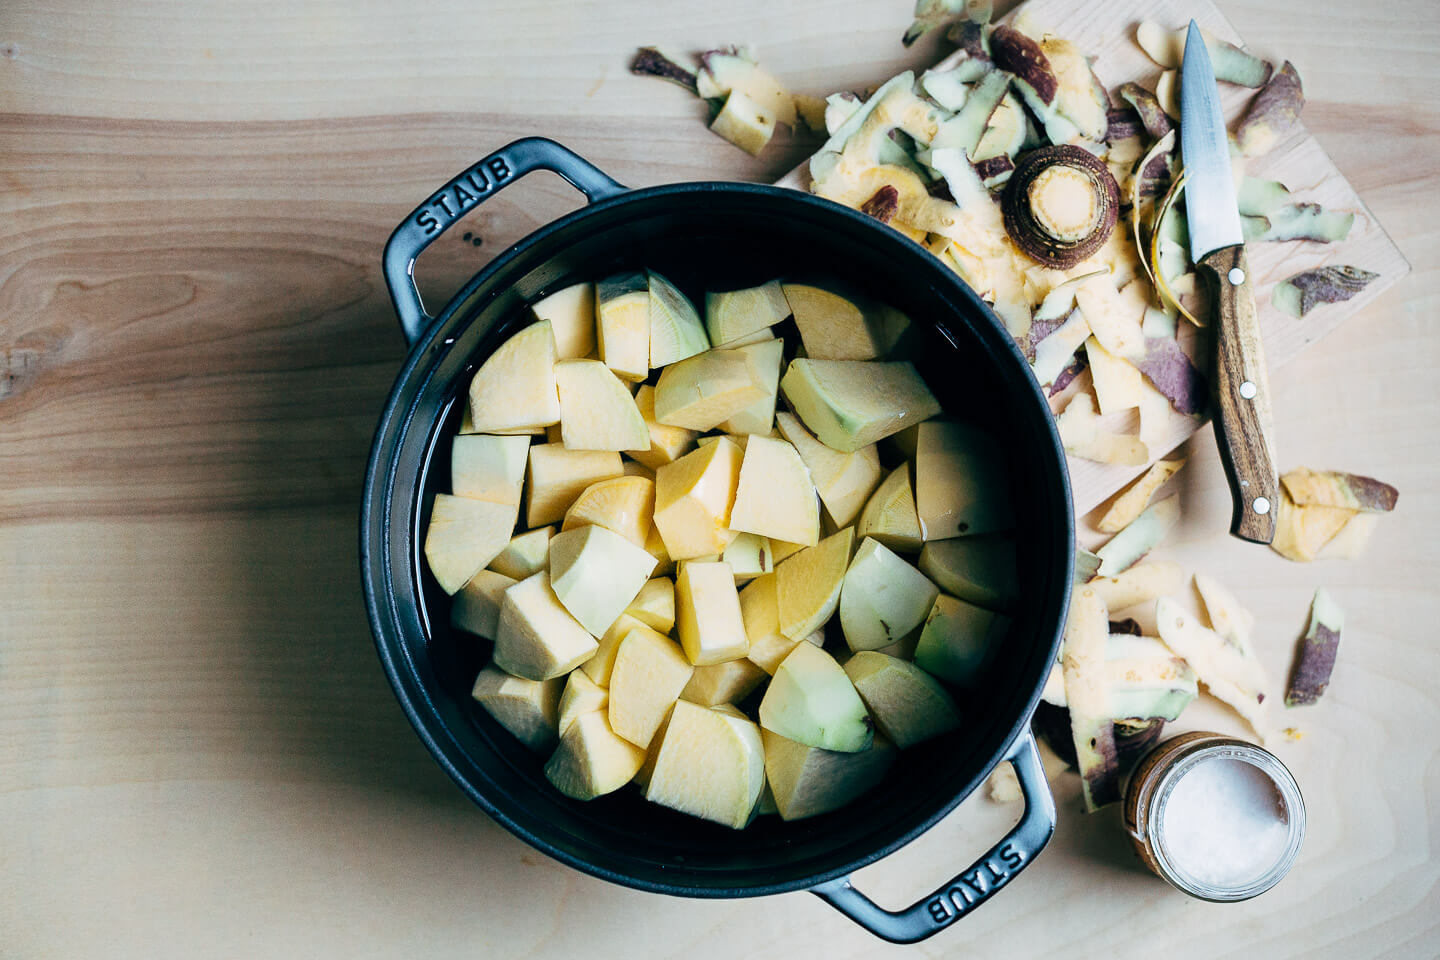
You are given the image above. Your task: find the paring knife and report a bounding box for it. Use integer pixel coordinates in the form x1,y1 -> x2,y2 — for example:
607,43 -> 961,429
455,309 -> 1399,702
1180,20 -> 1279,544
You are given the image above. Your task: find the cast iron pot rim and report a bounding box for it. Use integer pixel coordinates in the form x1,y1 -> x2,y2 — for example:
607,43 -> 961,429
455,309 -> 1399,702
361,178 -> 1074,899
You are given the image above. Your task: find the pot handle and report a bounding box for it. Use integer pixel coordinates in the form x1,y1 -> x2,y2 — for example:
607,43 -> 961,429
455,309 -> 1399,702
810,729 -> 1056,944
381,137 -> 628,345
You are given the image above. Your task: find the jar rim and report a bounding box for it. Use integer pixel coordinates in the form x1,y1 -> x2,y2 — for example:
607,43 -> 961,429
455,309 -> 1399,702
1145,743 -> 1306,902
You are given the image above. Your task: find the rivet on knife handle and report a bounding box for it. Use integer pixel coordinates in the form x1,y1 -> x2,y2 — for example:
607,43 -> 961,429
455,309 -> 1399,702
1200,243 -> 1279,543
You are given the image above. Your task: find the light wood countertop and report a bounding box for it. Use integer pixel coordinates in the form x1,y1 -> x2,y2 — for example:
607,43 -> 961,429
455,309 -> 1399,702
2,1 -> 1437,956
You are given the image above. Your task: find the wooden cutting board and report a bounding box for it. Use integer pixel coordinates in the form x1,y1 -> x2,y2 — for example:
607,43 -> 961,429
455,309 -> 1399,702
775,0 -> 1409,517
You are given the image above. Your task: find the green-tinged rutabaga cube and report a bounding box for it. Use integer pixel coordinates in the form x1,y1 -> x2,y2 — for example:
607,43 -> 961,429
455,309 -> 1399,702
843,651 -> 961,748
553,359 -> 650,452
525,444 -> 624,528
917,536 -> 1019,613
630,384 -> 699,471
781,284 -> 884,360
914,420 -> 1013,539
762,729 -> 895,821
544,710 -> 646,801
451,569 -> 517,639
720,338 -> 785,435
493,571 -> 599,680
681,656 -> 767,707
424,493 -> 519,595
488,525 -> 554,580
705,281 -> 790,346
780,358 -> 941,452
1094,495 -> 1179,577
648,271 -> 710,368
729,435 -> 820,546
857,464 -> 923,554
840,537 -> 940,652
654,349 -> 767,432
775,412 -> 882,529
608,625 -> 693,749
548,524 -> 658,638
451,434 -> 530,504
722,532 -> 773,582
646,700 -> 766,829
557,669 -> 609,737
872,625 -> 921,662
467,320 -> 562,432
530,283 -> 596,360
914,594 -> 1012,686
776,526 -> 854,640
624,576 -> 675,633
596,272 -> 651,382
676,560 -> 749,666
471,664 -> 564,752
710,89 -> 776,156
758,642 -> 873,753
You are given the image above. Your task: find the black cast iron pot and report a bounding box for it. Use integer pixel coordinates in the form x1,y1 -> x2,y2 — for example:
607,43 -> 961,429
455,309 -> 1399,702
361,138 -> 1073,944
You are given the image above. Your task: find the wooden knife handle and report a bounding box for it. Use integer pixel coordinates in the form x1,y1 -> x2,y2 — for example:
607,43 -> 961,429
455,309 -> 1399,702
1198,244 -> 1279,544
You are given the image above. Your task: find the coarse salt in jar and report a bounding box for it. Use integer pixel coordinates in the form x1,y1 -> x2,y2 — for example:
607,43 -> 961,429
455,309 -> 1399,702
1124,731 -> 1305,901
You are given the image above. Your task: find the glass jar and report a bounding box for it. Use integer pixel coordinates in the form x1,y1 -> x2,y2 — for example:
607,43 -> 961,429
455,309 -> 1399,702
1124,731 -> 1305,901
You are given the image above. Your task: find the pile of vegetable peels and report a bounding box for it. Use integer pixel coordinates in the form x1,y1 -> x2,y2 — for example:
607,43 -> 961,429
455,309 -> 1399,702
631,4 -> 1398,814
1026,457 -> 1395,810
633,8 -> 1382,470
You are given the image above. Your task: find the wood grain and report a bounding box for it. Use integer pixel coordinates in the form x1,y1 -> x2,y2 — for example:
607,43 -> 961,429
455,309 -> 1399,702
1199,243 -> 1280,542
2,1 -> 1438,957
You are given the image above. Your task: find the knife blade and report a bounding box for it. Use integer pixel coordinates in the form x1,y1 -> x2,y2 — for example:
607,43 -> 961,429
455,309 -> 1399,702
1179,20 -> 1280,544
1180,23 -> 1244,263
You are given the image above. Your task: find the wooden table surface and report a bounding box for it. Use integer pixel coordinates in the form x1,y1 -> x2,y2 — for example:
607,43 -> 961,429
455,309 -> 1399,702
3,1 -> 1438,956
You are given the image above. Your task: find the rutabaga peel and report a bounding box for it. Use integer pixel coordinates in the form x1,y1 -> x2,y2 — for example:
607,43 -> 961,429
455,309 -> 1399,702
1194,573 -> 1257,655
1281,467 -> 1398,513
1096,459 -> 1185,534
1087,560 -> 1184,612
1094,495 -> 1180,577
1155,596 -> 1271,742
1235,61 -> 1304,158
1063,585 -> 1121,811
1286,589 -> 1344,706
1055,392 -> 1149,466
1271,265 -> 1379,318
1271,489 -> 1355,562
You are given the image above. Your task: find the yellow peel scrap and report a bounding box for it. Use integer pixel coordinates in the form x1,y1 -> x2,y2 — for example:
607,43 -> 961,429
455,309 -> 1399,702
1149,170 -> 1204,327
1129,130 -> 1176,291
